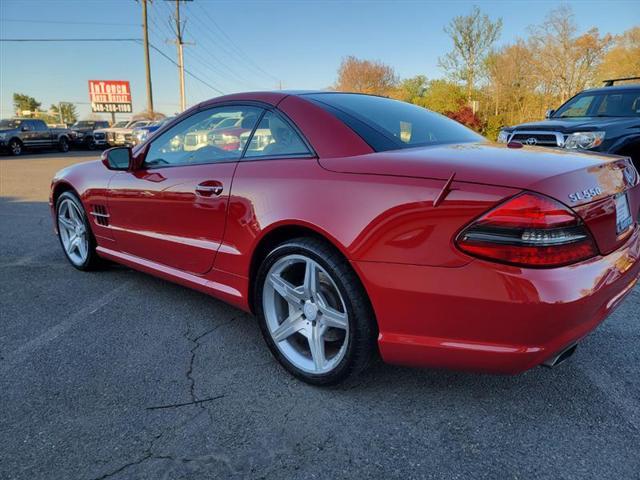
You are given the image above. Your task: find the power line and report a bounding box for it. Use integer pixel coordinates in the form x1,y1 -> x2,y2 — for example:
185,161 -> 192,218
147,3 -> 226,96
0,38 -> 140,42
157,0 -> 259,89
0,18 -> 140,26
194,1 -> 279,83
147,41 -> 224,95
0,36 -> 224,95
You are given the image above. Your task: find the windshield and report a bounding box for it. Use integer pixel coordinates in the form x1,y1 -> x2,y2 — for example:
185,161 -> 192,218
0,119 -> 21,129
554,90 -> 640,118
306,93 -> 483,152
71,121 -> 95,128
113,121 -> 129,128
130,121 -> 148,128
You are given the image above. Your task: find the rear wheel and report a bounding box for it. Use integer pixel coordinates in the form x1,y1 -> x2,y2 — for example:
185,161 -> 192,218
58,137 -> 69,153
8,139 -> 22,156
55,191 -> 100,270
255,237 -> 377,385
86,136 -> 96,150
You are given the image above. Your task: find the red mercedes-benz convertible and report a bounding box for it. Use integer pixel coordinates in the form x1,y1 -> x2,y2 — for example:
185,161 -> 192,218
50,92 -> 640,384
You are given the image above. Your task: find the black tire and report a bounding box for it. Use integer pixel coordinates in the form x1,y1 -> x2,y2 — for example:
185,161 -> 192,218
255,237 -> 378,385
58,136 -> 70,153
55,191 -> 101,271
85,136 -> 96,150
8,139 -> 22,156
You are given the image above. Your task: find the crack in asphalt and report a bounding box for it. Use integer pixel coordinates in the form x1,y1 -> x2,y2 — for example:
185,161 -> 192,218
145,395 -> 225,411
90,317 -> 238,479
184,317 -> 237,405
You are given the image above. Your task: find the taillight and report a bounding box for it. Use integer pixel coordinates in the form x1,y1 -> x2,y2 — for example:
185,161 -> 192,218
456,192 -> 598,268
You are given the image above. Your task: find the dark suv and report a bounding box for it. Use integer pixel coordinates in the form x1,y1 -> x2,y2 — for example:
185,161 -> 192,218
498,78 -> 640,168
69,120 -> 110,150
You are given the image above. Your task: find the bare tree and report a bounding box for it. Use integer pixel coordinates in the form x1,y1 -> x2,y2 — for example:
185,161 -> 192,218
528,5 -> 612,102
598,27 -> 640,82
334,56 -> 398,96
439,6 -> 502,103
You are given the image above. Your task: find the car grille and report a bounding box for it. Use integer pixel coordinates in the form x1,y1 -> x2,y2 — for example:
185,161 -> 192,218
510,132 -> 561,147
94,132 -> 105,140
106,132 -> 116,142
124,134 -> 132,142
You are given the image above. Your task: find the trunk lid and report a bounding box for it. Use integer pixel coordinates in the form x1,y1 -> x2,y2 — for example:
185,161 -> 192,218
319,142 -> 640,255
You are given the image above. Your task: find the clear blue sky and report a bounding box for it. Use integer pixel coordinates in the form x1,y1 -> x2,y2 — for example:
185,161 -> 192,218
1,0 -> 638,120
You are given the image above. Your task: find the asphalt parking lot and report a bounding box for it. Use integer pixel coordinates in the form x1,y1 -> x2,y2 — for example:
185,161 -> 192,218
0,151 -> 639,480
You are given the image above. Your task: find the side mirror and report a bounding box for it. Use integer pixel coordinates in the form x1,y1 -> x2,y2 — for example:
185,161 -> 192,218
101,147 -> 132,170
545,109 -> 555,119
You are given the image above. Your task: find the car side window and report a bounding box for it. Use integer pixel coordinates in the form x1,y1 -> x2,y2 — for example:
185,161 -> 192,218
243,111 -> 311,158
144,106 -> 263,168
33,120 -> 47,131
20,121 -> 31,131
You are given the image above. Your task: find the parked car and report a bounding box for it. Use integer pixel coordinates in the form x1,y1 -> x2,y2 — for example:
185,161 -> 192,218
94,120 -> 150,148
0,118 -> 72,156
50,92 -> 640,385
131,117 -> 174,146
117,120 -> 151,147
498,77 -> 640,168
69,120 -> 110,150
93,120 -> 130,149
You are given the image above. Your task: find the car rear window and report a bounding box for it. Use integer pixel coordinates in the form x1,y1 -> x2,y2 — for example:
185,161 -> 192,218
304,93 -> 483,152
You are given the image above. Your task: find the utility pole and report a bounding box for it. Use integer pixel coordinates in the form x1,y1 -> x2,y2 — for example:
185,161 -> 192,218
167,0 -> 192,112
141,0 -> 154,113
175,0 -> 186,111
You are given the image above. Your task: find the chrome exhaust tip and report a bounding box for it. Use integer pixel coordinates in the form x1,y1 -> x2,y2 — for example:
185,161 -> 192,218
542,344 -> 578,368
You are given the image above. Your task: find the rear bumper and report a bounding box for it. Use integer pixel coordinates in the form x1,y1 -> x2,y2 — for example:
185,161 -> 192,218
354,226 -> 640,374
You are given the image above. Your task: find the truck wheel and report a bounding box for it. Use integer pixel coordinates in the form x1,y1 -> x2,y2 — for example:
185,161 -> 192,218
8,139 -> 22,156
86,136 -> 96,150
58,137 -> 70,153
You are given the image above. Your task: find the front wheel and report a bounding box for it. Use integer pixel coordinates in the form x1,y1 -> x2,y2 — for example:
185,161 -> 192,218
58,137 -> 69,153
8,139 -> 22,156
255,238 -> 377,385
86,136 -> 96,150
55,191 -> 100,270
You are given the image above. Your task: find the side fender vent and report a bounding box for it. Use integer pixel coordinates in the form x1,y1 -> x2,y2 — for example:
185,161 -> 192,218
90,204 -> 110,226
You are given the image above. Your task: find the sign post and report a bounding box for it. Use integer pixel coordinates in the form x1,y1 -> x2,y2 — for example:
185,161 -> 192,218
88,80 -> 132,124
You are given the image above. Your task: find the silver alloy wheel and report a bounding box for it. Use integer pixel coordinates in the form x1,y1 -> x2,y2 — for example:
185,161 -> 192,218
57,198 -> 89,266
263,254 -> 349,374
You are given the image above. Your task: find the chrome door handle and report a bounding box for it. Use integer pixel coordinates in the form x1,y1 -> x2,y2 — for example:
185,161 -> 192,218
195,184 -> 223,196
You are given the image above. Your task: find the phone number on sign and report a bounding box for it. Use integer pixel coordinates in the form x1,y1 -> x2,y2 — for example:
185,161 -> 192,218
91,103 -> 133,113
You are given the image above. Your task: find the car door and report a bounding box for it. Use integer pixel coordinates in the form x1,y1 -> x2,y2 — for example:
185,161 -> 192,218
32,120 -> 51,147
19,120 -> 38,147
107,104 -> 263,275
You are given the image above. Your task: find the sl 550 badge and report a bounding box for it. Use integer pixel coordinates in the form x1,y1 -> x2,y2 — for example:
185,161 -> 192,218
568,186 -> 603,203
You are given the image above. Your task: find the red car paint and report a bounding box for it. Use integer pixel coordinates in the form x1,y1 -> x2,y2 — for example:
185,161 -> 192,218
50,91 -> 640,373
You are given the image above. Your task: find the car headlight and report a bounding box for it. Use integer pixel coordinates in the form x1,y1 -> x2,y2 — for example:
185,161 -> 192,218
76,132 -> 84,138
135,130 -> 148,142
497,130 -> 510,143
564,131 -> 605,150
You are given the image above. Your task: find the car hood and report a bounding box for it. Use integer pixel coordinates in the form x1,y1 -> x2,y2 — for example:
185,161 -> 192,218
0,128 -> 18,134
506,117 -> 638,132
319,142 -> 633,207
72,128 -> 94,133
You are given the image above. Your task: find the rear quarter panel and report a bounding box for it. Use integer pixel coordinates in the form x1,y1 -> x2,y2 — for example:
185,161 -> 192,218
214,158 -> 520,277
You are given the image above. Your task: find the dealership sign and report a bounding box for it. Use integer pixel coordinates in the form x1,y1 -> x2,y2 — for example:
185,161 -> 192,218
89,80 -> 132,113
